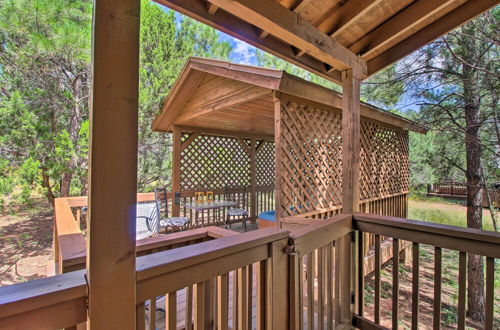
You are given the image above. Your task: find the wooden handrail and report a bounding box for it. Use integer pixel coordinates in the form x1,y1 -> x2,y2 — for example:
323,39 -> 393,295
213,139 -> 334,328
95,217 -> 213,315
353,213 -> 500,258
289,214 -> 352,256
0,270 -> 86,329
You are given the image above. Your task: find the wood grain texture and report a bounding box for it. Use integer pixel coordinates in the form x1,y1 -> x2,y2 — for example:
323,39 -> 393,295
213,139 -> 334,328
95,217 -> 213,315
87,0 -> 140,328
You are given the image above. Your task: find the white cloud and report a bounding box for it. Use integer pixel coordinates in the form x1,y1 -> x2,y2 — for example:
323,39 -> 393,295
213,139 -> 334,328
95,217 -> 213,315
231,39 -> 257,65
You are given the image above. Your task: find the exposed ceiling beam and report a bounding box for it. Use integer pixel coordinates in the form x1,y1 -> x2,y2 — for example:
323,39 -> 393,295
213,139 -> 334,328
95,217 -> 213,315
156,0 -> 345,84
367,0 -> 498,75
349,0 -> 465,59
316,0 -> 382,37
206,2 -> 219,15
206,0 -> 367,77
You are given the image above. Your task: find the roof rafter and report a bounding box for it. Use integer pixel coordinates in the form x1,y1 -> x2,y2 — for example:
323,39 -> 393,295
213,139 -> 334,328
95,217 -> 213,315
367,0 -> 498,75
156,0 -> 345,84
206,0 -> 367,77
349,0 -> 465,59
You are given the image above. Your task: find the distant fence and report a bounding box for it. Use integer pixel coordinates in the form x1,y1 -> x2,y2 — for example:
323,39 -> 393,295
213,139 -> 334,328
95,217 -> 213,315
427,181 -> 500,208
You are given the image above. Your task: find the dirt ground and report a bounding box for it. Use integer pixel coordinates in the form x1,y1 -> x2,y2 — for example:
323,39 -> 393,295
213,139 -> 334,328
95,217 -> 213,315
0,199 -> 54,286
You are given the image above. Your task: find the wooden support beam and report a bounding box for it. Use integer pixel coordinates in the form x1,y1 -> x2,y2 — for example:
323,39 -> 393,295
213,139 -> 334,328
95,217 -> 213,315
250,137 -> 257,222
273,94 -> 283,226
339,68 -> 360,327
349,0 -> 464,59
205,0 -> 366,76
367,0 -> 498,75
172,127 -> 182,217
341,69 -> 361,213
181,132 -> 201,152
87,0 -> 140,328
156,0 -> 344,84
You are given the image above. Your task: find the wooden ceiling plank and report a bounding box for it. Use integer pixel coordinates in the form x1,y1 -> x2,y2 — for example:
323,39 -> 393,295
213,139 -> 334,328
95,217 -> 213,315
350,0 -> 465,58
176,86 -> 271,123
367,0 -> 498,75
156,0 -> 344,84
206,0 -> 367,76
315,0 -> 382,37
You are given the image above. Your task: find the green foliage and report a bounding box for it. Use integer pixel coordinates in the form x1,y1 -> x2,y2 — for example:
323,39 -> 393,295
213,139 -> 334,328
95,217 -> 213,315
137,1 -> 232,191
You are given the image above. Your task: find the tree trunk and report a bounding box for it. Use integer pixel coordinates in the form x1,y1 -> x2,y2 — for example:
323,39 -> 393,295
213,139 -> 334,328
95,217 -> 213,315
463,61 -> 485,322
41,168 -> 55,207
60,172 -> 72,197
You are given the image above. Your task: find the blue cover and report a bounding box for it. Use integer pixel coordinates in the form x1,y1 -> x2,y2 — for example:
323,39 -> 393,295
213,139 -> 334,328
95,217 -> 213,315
258,210 -> 276,222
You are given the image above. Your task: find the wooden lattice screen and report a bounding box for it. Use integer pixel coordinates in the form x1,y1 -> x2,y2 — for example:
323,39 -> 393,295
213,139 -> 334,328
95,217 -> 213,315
360,120 -> 409,200
180,133 -> 274,190
277,101 -> 343,217
277,100 -> 409,218
256,140 -> 275,187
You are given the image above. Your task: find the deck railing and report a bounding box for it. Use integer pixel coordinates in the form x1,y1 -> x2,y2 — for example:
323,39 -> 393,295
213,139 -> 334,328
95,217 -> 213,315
2,211 -> 499,329
54,188 -> 275,273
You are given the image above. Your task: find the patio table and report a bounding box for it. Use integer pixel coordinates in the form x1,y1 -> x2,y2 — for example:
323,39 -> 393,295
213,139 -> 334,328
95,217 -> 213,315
180,200 -> 237,227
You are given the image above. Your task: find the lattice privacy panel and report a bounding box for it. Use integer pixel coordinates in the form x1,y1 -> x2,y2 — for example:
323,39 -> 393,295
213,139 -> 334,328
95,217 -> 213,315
360,120 -> 409,200
180,134 -> 251,190
256,141 -> 275,187
278,102 -> 343,217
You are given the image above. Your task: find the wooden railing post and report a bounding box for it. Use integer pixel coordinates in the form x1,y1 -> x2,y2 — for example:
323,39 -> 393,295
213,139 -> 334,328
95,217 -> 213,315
269,238 -> 289,329
172,126 -> 182,217
341,69 -> 361,325
87,0 -> 140,328
250,137 -> 257,222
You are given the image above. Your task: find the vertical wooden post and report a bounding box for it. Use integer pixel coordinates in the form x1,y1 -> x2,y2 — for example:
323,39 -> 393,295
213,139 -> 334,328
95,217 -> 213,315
172,126 -> 182,217
87,0 -> 140,328
273,93 -> 283,227
340,69 -> 361,326
250,137 -> 257,223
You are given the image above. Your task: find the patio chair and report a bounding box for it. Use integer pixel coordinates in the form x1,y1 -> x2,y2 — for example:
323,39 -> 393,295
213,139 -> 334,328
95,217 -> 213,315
136,201 -> 160,240
224,186 -> 249,231
154,188 -> 191,232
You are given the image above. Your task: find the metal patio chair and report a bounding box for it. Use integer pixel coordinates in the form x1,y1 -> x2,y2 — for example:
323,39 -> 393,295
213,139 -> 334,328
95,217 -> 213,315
224,186 -> 249,231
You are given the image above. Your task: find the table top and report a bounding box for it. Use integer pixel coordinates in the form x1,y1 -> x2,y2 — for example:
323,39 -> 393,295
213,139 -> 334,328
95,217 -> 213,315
180,200 -> 237,211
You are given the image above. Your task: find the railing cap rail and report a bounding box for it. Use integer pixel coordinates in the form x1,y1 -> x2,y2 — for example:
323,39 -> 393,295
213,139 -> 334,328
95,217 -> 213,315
136,227 -> 289,281
0,270 -> 86,319
353,213 -> 500,245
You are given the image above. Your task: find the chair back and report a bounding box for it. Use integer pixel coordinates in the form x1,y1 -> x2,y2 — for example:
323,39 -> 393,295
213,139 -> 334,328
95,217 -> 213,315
136,201 -> 160,235
154,187 -> 169,217
224,186 -> 248,209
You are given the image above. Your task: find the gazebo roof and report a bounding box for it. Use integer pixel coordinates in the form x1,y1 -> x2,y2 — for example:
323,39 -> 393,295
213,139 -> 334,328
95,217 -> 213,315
152,57 -> 426,136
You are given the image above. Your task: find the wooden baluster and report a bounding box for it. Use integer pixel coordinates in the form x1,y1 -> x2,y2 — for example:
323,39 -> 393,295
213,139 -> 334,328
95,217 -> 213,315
149,298 -> 156,330
136,302 -> 145,330
233,270 -> 238,328
238,266 -> 249,330
334,241 -> 340,327
166,292 -> 177,330
256,260 -> 267,330
411,243 -> 419,330
185,286 -> 193,330
374,235 -> 381,324
357,231 -> 364,317
392,238 -> 399,329
457,252 -> 466,330
290,254 -> 302,330
485,257 -> 494,330
433,247 -> 442,330
217,273 -> 229,330
247,264 -> 253,330
307,252 -> 315,329
318,248 -> 324,329
194,282 -> 205,330
326,243 -> 333,330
